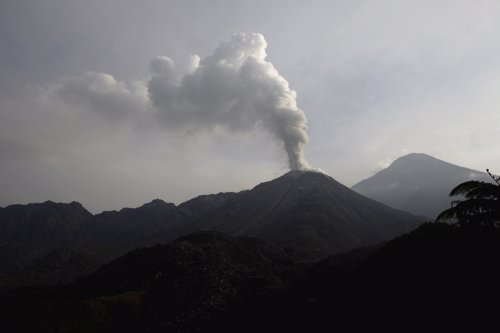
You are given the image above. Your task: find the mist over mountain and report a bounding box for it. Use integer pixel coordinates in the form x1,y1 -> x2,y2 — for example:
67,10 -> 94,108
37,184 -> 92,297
352,153 -> 493,219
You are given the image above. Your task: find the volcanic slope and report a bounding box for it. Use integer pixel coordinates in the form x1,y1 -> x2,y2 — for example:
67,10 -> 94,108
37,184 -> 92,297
195,170 -> 425,261
352,153 -> 492,219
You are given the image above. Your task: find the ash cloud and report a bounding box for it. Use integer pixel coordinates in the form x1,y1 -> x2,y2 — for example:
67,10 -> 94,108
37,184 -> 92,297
55,72 -> 148,121
38,33 -> 311,171
148,33 -> 310,170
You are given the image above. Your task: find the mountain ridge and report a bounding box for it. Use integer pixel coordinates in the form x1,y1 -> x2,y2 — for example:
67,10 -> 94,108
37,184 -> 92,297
0,169 -> 425,289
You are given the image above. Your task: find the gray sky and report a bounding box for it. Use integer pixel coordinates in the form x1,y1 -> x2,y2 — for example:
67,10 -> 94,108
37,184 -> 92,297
1,0 -> 500,213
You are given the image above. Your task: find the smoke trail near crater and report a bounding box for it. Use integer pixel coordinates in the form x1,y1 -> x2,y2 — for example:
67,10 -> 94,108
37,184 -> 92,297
148,33 -> 310,170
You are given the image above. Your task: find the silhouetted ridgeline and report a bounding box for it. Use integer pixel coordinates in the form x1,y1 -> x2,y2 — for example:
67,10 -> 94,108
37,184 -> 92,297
0,171 -> 424,290
0,195 -> 234,291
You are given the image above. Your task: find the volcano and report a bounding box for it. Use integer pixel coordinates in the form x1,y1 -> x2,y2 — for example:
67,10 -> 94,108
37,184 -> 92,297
194,170 -> 424,260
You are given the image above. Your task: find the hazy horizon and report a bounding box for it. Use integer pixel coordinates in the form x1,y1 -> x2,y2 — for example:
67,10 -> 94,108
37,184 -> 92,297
2,1 -> 499,213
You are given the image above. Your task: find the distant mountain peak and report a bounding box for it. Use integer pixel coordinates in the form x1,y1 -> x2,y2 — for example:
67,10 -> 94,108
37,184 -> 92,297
140,198 -> 171,209
389,153 -> 456,169
352,153 -> 491,219
398,152 -> 433,159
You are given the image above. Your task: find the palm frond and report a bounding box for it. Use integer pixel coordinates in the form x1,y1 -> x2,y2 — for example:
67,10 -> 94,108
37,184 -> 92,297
438,169 -> 500,228
464,184 -> 500,199
436,199 -> 500,224
449,181 -> 488,197
454,198 -> 497,212
436,207 -> 458,222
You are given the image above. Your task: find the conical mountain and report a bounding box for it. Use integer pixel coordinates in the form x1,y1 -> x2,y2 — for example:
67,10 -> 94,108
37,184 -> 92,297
352,153 -> 492,219
195,170 -> 424,261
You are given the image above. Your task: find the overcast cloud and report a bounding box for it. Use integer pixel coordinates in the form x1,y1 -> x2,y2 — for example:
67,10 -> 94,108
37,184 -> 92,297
1,0 -> 500,212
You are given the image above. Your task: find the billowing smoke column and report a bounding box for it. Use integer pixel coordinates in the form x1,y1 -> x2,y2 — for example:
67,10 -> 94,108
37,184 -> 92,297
148,33 -> 310,170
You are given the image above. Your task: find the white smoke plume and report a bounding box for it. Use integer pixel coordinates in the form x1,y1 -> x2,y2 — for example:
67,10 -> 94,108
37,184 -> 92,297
148,33 -> 310,171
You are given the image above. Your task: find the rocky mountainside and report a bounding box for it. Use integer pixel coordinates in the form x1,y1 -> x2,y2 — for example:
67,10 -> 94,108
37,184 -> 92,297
352,153 -> 492,219
195,170 -> 424,261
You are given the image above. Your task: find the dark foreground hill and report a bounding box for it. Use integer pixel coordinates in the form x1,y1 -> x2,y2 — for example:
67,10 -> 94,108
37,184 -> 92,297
3,224 -> 499,332
195,170 -> 424,261
352,153 -> 492,219
296,222 -> 500,329
0,232 -> 299,333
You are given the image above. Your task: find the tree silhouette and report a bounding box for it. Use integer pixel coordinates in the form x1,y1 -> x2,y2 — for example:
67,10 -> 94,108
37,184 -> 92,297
436,169 -> 500,228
